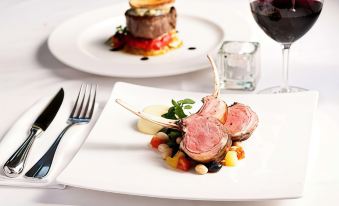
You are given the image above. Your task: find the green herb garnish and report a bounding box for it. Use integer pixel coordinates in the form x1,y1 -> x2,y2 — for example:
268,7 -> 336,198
168,130 -> 182,138
115,25 -> 128,35
105,25 -> 128,46
162,98 -> 195,120
161,98 -> 195,156
165,128 -> 183,157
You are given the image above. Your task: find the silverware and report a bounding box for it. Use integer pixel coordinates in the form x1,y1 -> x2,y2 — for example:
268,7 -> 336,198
25,84 -> 97,179
3,88 -> 64,178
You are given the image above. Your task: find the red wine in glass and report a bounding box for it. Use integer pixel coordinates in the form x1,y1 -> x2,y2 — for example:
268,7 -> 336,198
250,0 -> 323,93
251,0 -> 322,43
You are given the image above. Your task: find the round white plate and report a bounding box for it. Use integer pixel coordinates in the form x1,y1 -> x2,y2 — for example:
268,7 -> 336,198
48,1 -> 251,78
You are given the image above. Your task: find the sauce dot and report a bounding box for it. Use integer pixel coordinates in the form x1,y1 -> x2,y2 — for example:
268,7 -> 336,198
110,48 -> 121,51
140,57 -> 149,61
188,47 -> 196,50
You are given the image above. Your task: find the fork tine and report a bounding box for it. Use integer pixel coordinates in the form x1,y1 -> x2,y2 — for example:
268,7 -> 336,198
87,84 -> 97,119
69,84 -> 84,118
76,84 -> 88,118
82,84 -> 93,118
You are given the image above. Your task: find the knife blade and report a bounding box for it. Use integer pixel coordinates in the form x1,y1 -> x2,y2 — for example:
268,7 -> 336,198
3,88 -> 64,177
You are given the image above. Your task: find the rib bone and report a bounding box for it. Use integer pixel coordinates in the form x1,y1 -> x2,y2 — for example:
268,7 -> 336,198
115,99 -> 180,130
207,55 -> 220,98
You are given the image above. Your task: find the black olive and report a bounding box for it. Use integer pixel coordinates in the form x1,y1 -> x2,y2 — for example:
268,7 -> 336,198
205,161 -> 222,173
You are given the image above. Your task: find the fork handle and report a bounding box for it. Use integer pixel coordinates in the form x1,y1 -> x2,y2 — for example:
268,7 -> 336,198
25,123 -> 75,179
3,126 -> 43,178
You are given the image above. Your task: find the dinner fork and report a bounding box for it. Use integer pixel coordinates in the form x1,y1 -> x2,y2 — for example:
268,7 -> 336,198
25,84 -> 97,179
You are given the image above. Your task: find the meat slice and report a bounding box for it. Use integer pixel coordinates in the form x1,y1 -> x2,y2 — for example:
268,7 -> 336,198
180,114 -> 230,163
198,95 -> 228,124
125,7 -> 177,39
224,103 -> 259,141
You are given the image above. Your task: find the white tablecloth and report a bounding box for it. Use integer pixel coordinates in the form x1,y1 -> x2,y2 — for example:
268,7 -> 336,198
1,0 -> 339,205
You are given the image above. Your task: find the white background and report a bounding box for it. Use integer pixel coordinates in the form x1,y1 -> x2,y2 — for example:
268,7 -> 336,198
0,0 -> 339,205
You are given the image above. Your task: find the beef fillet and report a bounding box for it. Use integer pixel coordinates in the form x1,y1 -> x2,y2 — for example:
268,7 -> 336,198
125,7 -> 177,39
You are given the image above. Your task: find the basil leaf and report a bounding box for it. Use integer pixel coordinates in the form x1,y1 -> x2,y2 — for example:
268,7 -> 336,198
184,105 -> 192,109
171,99 -> 177,106
178,99 -> 195,105
174,104 -> 187,118
162,98 -> 195,120
161,107 -> 176,120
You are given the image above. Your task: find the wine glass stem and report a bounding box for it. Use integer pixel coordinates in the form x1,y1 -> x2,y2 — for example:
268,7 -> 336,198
281,43 -> 292,93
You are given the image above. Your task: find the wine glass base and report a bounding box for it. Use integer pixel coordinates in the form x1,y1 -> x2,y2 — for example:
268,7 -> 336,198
258,86 -> 307,94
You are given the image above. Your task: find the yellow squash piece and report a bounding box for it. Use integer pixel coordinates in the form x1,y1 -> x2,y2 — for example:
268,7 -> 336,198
224,151 -> 238,167
165,151 -> 185,169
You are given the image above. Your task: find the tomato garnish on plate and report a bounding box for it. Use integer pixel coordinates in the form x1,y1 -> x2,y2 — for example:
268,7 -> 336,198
177,156 -> 192,171
150,136 -> 167,149
125,32 -> 173,51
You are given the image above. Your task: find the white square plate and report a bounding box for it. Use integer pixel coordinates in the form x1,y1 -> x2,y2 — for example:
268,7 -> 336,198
57,82 -> 318,201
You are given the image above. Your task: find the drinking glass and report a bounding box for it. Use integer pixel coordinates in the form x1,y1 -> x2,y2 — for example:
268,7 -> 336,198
249,0 -> 323,93
217,41 -> 260,91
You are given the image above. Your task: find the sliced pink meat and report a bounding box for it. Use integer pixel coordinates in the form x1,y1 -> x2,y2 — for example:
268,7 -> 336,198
224,103 -> 259,141
198,95 -> 228,124
180,114 -> 229,163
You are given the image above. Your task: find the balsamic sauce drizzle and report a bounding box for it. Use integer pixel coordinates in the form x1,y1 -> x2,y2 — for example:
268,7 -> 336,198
110,48 -> 122,52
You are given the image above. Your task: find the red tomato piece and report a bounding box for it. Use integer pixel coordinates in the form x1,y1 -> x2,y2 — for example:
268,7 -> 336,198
126,32 -> 172,51
177,156 -> 192,171
111,36 -> 125,49
150,136 -> 167,149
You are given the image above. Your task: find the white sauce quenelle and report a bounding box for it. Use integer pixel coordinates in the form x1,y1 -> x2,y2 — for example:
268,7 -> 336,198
137,105 -> 169,134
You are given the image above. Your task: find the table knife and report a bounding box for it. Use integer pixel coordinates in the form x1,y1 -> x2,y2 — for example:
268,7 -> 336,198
3,88 -> 64,178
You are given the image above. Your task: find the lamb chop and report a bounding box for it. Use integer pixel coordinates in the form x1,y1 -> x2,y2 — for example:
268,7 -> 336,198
196,56 -> 258,142
115,55 -> 257,163
116,98 -> 231,163
197,56 -> 228,124
116,55 -> 230,163
224,102 -> 259,142
179,114 -> 232,163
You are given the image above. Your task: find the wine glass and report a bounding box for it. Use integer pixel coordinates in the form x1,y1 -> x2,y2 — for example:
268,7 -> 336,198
250,0 -> 323,93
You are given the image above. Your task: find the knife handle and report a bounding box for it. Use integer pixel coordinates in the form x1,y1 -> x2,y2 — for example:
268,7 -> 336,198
3,126 -> 43,178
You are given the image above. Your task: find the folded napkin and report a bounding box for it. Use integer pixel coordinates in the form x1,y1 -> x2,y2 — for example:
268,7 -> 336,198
0,89 -> 100,188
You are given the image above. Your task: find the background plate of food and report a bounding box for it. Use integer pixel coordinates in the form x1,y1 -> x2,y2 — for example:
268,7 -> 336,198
48,0 -> 251,77
57,82 -> 318,201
